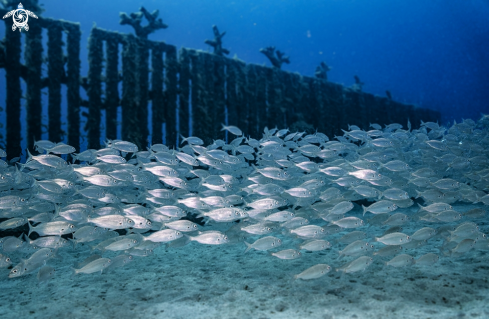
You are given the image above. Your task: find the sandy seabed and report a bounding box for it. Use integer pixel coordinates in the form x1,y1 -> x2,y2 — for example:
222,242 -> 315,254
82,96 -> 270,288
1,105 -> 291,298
1,203 -> 489,319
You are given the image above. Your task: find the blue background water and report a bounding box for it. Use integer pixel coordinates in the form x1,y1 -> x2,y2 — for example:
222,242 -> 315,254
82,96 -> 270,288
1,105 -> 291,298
1,0 -> 489,138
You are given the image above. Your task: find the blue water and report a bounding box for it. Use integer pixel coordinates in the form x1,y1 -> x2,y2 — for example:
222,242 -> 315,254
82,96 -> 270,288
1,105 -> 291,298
2,0 -> 488,124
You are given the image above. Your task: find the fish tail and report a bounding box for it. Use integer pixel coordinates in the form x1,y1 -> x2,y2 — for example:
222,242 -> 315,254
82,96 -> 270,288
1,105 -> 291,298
68,238 -> 77,250
362,205 -> 368,216
250,164 -> 258,175
52,204 -> 61,219
70,267 -> 79,279
178,235 -> 191,247
244,241 -> 253,253
15,162 -> 26,172
26,149 -> 34,163
220,123 -> 227,131
179,134 -> 187,145
27,222 -> 35,237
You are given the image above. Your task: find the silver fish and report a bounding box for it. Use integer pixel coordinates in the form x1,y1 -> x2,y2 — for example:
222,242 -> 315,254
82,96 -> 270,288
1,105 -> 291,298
271,249 -> 302,260
386,254 -> 415,267
244,236 -> 282,252
339,240 -> 374,257
373,245 -> 403,257
164,220 -> 199,232
290,225 -> 325,238
28,221 -> 76,237
86,215 -> 134,229
415,253 -> 439,266
72,258 -> 112,275
411,227 -> 436,241
331,217 -> 364,229
294,264 -> 331,280
299,239 -> 331,251
188,231 -> 229,245
362,200 -> 398,216
375,232 -> 411,245
37,266 -> 56,284
145,229 -> 183,243
337,256 -> 373,273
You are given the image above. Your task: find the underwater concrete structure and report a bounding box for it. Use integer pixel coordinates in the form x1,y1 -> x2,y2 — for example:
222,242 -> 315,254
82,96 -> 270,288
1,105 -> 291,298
0,5 -> 440,158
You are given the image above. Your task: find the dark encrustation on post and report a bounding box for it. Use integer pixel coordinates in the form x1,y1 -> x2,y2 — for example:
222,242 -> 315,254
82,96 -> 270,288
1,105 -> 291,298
117,6 -> 174,149
259,46 -> 290,69
204,25 -> 229,56
315,61 -> 331,80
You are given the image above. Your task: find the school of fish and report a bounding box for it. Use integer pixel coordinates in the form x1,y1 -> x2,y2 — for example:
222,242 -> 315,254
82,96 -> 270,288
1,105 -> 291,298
1,116 -> 489,283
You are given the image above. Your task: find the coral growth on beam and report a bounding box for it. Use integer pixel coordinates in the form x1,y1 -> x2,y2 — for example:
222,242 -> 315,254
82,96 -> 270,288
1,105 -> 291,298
204,25 -> 229,56
351,75 -> 364,92
119,6 -> 168,39
315,61 -> 331,80
259,46 -> 290,69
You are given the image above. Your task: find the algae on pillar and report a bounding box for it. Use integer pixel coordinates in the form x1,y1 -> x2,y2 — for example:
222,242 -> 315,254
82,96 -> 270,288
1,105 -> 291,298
165,45 -> 178,148
66,23 -> 81,152
24,21 -> 43,152
47,23 -> 64,143
178,48 -> 190,140
151,45 -> 165,144
4,24 -> 22,159
104,38 -> 120,141
136,37 -> 149,148
121,35 -> 139,148
87,27 -> 103,149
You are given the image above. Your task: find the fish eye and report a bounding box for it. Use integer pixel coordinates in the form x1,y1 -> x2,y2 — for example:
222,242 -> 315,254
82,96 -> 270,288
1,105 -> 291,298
6,258 -> 10,262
